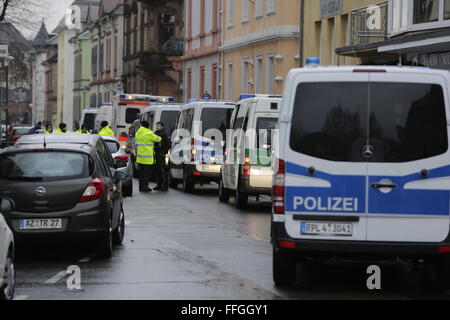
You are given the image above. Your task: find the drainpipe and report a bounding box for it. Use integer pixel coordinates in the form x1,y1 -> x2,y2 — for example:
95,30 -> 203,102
299,0 -> 304,67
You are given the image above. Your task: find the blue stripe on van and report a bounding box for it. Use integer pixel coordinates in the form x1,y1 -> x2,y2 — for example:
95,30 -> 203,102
286,162 -> 450,216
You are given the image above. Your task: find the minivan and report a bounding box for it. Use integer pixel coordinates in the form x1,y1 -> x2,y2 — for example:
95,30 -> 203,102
273,66 -> 450,287
220,95 -> 281,209
169,101 -> 235,193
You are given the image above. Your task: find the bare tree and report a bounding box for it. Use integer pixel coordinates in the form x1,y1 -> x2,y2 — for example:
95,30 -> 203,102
0,0 -> 54,34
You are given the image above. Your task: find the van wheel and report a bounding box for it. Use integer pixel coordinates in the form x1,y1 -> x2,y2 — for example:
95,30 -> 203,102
183,170 -> 195,193
96,217 -> 113,259
219,179 -> 231,203
112,209 -> 125,246
273,248 -> 297,286
235,188 -> 248,209
0,251 -> 15,300
435,256 -> 450,289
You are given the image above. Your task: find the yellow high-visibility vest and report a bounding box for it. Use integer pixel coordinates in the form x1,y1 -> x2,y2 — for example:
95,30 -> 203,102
135,127 -> 161,165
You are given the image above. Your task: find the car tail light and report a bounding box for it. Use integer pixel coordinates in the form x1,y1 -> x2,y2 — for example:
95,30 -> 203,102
243,156 -> 251,176
114,154 -> 129,162
272,159 -> 285,214
439,246 -> 450,253
279,241 -> 296,249
79,178 -> 105,203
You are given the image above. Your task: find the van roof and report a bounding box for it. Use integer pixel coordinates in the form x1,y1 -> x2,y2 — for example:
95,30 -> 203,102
289,65 -> 450,76
142,104 -> 183,113
183,101 -> 236,109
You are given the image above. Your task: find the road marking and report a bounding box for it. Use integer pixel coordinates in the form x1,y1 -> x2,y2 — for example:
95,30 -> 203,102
14,295 -> 29,300
44,271 -> 67,284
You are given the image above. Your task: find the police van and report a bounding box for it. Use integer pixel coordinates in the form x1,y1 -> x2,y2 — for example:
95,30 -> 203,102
93,103 -> 113,133
220,95 -> 281,209
273,65 -> 450,287
169,101 -> 235,193
128,104 -> 182,178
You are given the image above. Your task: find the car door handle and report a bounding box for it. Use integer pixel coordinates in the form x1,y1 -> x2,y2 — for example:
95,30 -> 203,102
371,183 -> 397,189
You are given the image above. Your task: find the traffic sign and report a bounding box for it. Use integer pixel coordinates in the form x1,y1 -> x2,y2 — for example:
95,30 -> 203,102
0,45 -> 8,58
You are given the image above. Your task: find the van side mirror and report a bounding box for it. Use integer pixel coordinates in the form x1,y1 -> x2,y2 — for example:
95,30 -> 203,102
0,198 -> 14,213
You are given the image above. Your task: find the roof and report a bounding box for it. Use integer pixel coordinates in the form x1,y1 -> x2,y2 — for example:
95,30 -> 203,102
101,0 -> 122,14
0,22 -> 32,51
287,65 -> 450,76
32,22 -> 49,48
14,133 -> 101,149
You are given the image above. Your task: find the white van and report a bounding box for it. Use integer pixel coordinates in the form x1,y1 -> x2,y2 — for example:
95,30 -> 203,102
128,104 -> 182,177
273,66 -> 450,287
169,101 -> 235,193
93,105 -> 113,133
80,108 -> 99,132
220,95 -> 281,209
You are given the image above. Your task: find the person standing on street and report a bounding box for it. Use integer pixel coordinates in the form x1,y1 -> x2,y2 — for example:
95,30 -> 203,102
56,123 -> 69,133
44,124 -> 53,134
29,121 -> 42,134
135,121 -> 162,192
154,122 -> 170,191
76,124 -> 91,134
98,121 -> 115,136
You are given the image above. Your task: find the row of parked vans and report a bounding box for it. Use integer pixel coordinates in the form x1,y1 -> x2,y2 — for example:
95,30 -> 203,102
80,64 -> 450,288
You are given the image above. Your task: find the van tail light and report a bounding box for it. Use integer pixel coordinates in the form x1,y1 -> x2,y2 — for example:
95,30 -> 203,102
79,178 -> 105,203
243,156 -> 251,176
272,159 -> 285,214
114,154 -> 129,162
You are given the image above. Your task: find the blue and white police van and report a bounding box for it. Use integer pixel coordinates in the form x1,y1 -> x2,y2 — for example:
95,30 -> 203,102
272,65 -> 450,287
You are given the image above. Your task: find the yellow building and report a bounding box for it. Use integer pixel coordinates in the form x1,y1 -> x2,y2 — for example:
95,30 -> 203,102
302,0 -> 389,66
220,0 -> 300,99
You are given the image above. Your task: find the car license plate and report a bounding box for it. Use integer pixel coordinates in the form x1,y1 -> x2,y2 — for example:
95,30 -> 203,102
19,219 -> 63,230
199,165 -> 221,172
301,222 -> 353,236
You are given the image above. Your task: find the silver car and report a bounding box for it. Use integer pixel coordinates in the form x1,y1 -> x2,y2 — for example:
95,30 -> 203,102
102,136 -> 133,197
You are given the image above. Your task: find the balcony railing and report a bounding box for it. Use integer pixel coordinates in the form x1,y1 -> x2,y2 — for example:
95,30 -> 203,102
350,2 -> 388,46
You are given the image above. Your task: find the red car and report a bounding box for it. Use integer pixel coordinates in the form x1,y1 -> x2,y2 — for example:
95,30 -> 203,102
8,126 -> 32,144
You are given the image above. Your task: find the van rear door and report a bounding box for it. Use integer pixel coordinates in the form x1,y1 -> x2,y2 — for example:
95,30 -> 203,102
366,72 -> 450,242
285,72 -> 370,241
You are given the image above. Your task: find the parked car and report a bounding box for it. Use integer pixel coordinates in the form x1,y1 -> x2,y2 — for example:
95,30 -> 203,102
220,95 -> 281,209
168,101 -> 235,193
273,65 -> 450,287
0,198 -> 15,300
102,135 -> 133,197
8,126 -> 32,144
1,133 -> 128,258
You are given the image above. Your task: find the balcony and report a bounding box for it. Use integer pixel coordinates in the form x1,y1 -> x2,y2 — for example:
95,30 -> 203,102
349,2 -> 388,46
137,52 -> 172,70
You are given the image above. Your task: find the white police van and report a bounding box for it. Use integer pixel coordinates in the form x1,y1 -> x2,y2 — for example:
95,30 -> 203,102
273,65 -> 450,287
220,94 -> 281,209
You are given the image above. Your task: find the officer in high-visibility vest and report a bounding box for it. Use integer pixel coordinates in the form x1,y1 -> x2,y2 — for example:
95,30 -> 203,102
98,121 -> 114,136
45,124 -> 53,134
76,124 -> 91,134
55,123 -> 70,133
135,120 -> 162,192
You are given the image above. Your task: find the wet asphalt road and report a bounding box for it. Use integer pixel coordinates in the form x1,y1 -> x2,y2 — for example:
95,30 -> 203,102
12,179 -> 450,300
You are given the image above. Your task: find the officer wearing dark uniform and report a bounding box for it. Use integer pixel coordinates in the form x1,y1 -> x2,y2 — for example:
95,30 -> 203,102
154,122 -> 170,191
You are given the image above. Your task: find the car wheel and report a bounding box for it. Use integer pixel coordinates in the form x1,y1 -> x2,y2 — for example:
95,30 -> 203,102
96,217 -> 113,259
168,169 -> 178,189
122,180 -> 133,197
182,170 -> 195,193
273,248 -> 297,286
235,184 -> 248,209
0,251 -> 15,301
219,179 -> 231,203
113,209 -> 125,246
434,256 -> 450,289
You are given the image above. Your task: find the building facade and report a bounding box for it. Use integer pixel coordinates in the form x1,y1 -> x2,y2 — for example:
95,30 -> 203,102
42,36 -> 58,125
182,0 -> 221,101
220,0 -> 300,100
89,0 -> 124,107
122,0 -> 184,101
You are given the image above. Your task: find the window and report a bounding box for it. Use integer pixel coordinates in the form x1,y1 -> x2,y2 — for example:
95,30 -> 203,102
242,0 -> 249,22
266,55 -> 274,94
255,0 -> 263,18
211,64 -> 218,99
83,113 -> 96,130
186,68 -> 192,100
445,0 -> 450,19
91,46 -> 98,75
266,0 -> 275,14
105,140 -> 120,154
126,108 -> 141,124
200,108 -> 234,135
99,43 -> 104,73
159,13 -> 176,47
199,66 -> 206,97
242,59 -> 249,93
255,56 -> 263,94
227,62 -> 233,100
256,117 -> 278,148
160,111 -> 180,134
227,0 -> 234,27
414,0 -> 439,24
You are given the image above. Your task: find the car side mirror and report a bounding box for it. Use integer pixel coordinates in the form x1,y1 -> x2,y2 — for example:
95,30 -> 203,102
114,170 -> 128,182
0,198 -> 14,213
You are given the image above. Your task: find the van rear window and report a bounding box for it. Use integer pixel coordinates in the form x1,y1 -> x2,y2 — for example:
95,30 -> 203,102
290,82 -> 448,163
126,108 -> 141,124
83,114 -> 97,130
200,108 -> 233,135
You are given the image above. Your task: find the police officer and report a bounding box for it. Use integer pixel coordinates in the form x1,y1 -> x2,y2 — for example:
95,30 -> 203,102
44,124 -> 53,134
154,122 -> 170,191
98,121 -> 114,136
76,124 -> 91,134
56,123 -> 69,133
135,121 -> 162,192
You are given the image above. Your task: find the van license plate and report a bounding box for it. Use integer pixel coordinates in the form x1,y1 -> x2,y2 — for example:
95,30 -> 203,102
301,222 -> 352,236
19,219 -> 63,230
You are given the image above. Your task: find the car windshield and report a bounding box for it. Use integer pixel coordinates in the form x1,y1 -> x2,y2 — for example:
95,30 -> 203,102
105,140 -> 120,153
0,151 -> 92,181
290,82 -> 448,163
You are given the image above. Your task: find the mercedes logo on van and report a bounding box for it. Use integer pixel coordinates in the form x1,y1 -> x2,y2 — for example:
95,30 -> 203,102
362,145 -> 374,159
35,186 -> 46,197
